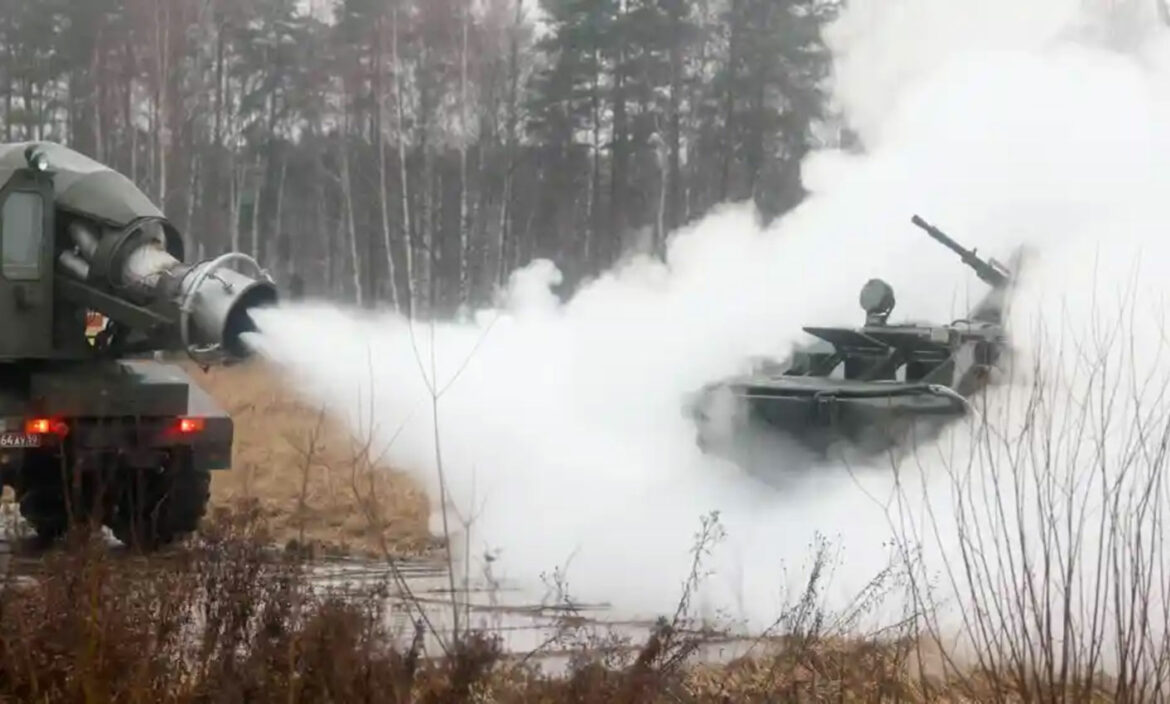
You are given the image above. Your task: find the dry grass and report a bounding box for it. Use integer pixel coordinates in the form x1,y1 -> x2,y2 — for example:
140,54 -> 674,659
187,359 -> 435,559
0,511 -> 1027,704
0,514 -> 1134,703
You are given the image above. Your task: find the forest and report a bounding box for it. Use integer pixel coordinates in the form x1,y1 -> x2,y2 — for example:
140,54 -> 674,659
0,0 -> 844,316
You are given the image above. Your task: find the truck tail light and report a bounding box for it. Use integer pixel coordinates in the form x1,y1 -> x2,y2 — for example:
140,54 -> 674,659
25,418 -> 69,436
176,417 -> 205,434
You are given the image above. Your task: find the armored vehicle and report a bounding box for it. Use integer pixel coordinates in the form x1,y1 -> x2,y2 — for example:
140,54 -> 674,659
688,215 -> 1017,470
0,142 -> 279,549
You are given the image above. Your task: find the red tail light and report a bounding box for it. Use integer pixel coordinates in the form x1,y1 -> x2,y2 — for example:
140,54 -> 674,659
176,417 -> 205,434
25,418 -> 68,436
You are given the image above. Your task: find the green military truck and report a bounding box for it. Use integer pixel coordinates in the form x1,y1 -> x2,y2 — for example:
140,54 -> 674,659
0,142 -> 279,549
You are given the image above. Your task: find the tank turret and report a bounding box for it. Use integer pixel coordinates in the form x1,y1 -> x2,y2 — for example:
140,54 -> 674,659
686,213 -> 1018,481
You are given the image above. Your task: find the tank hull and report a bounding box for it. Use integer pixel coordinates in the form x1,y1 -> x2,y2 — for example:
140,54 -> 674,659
691,376 -> 969,465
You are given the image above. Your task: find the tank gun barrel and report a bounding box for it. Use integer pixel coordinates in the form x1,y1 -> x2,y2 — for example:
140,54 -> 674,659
911,214 -> 1010,288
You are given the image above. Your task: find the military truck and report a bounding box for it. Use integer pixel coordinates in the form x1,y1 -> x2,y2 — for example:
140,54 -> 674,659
0,142 -> 279,549
687,214 -> 1019,471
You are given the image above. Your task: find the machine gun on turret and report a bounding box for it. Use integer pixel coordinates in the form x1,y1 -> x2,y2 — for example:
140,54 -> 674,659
911,215 -> 1011,288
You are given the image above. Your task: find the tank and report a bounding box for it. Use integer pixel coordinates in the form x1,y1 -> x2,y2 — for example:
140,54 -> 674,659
0,142 -> 280,549
687,214 -> 1019,475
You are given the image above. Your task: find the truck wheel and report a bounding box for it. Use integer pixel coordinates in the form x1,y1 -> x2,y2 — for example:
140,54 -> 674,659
13,453 -> 99,544
108,449 -> 211,551
17,481 -> 70,543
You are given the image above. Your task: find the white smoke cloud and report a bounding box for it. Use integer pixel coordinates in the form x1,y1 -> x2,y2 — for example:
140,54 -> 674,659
246,0 -> 1170,669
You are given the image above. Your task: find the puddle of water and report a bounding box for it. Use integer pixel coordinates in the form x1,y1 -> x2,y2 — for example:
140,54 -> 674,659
307,556 -> 624,659
306,555 -> 777,671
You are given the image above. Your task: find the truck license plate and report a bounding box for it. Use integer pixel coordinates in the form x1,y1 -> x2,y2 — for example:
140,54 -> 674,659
0,433 -> 41,448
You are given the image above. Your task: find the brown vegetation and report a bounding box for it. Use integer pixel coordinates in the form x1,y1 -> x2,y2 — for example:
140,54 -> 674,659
0,507 -> 1141,704
190,360 -> 434,559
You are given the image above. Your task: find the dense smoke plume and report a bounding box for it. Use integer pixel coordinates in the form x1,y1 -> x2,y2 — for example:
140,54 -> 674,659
247,0 -> 1170,666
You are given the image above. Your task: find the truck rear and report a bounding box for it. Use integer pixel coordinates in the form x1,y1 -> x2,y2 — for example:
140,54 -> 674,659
0,141 -> 279,549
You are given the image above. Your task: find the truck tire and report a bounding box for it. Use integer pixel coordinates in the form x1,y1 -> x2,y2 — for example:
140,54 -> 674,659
13,453 -> 99,544
108,449 -> 211,551
16,477 -> 70,543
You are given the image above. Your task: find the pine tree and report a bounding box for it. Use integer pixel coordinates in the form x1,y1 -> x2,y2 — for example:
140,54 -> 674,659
0,0 -> 838,310
714,0 -> 835,220
527,0 -> 618,277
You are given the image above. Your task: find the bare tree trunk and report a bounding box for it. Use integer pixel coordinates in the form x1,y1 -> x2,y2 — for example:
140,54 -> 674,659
93,27 -> 104,161
473,140 -> 486,303
185,153 -> 200,257
609,0 -> 629,265
230,156 -> 244,252
147,81 -> 157,194
720,0 -> 741,201
423,152 -> 435,314
654,132 -> 667,257
688,0 -> 714,222
153,0 -> 169,207
497,173 -> 512,284
457,0 -> 471,309
250,162 -> 263,259
376,14 -> 401,312
418,36 -> 433,316
585,46 -> 599,272
496,0 -> 522,288
332,204 -> 347,299
392,6 -> 415,316
214,6 -> 225,149
340,136 -> 363,307
667,1 -> 683,238
432,166 -> 441,314
314,141 -> 329,293
32,81 -> 42,140
275,152 -> 288,281
4,16 -> 11,143
126,40 -> 138,184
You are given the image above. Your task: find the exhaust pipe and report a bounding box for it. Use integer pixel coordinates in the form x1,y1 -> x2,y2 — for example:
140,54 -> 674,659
61,218 -> 278,364
175,252 -> 278,362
